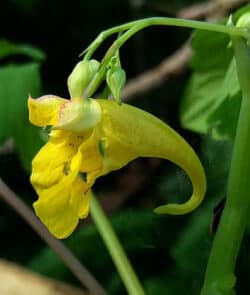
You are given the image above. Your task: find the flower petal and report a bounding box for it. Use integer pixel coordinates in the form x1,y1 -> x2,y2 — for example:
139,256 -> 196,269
55,98 -> 101,132
69,177 -> 92,218
28,95 -> 67,127
31,132 -> 89,238
33,187 -> 79,239
31,133 -> 77,191
79,128 -> 103,172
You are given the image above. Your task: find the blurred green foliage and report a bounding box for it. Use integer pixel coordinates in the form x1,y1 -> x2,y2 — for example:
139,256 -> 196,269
0,1 -> 250,295
0,40 -> 44,170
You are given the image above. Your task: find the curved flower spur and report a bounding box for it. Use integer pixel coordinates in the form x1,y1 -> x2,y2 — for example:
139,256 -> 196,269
28,57 -> 206,239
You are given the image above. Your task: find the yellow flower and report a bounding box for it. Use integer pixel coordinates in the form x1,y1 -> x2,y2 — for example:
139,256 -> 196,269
28,95 -> 206,239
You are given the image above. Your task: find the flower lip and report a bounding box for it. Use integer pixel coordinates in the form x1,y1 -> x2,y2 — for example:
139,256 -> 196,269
54,97 -> 102,132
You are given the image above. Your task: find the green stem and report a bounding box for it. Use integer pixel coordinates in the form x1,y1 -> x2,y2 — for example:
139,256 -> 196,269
90,195 -> 146,295
201,36 -> 250,295
84,17 -> 248,99
82,17 -> 248,60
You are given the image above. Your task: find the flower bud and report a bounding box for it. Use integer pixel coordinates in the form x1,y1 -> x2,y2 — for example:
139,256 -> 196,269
236,12 -> 250,29
55,98 -> 101,132
67,60 -> 99,98
106,68 -> 126,104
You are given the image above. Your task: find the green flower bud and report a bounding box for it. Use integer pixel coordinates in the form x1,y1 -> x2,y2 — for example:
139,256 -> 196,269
236,12 -> 250,29
67,59 -> 99,98
106,68 -> 126,104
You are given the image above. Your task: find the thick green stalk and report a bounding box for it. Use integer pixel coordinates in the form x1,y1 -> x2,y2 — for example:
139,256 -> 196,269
90,195 -> 146,295
201,36 -> 250,295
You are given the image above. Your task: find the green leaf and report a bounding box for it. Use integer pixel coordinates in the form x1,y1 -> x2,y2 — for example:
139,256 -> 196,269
0,63 -> 43,170
219,58 -> 240,99
181,56 -> 241,140
180,70 -> 225,134
180,11 -> 245,140
0,40 -> 45,61
191,27 -> 232,71
208,93 -> 241,140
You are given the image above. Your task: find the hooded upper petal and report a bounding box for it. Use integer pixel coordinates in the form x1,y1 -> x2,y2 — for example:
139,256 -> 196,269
28,95 -> 67,127
55,97 -> 102,132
